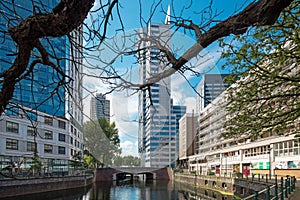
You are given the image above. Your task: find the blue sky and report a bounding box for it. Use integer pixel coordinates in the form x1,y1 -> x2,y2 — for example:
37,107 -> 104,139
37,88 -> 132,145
83,0 -> 251,156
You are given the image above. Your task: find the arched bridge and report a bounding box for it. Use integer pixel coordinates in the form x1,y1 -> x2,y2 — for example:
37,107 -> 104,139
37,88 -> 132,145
94,167 -> 173,181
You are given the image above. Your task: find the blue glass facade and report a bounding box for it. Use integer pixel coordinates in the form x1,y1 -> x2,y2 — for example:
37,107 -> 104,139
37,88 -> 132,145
172,104 -> 187,160
0,0 -> 66,116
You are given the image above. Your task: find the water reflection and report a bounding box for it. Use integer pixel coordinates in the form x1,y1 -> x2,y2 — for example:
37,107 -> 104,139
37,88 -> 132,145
1,180 -> 234,200
88,180 -> 177,200
83,180 -> 234,200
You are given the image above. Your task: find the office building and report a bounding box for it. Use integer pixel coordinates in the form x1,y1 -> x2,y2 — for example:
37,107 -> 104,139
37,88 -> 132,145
0,1 -> 83,173
196,74 -> 230,112
0,0 -> 67,116
138,9 -> 187,167
90,93 -> 110,122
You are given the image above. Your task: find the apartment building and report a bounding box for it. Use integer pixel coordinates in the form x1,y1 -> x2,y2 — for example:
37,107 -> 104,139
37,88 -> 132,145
188,90 -> 300,177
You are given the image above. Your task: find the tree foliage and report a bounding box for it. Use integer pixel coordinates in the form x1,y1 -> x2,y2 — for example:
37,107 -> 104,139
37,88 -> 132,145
83,118 -> 121,167
220,1 -> 300,139
113,155 -> 141,167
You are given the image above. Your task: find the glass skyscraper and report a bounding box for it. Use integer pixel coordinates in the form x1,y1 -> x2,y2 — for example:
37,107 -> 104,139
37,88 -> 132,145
0,0 -> 66,116
0,0 -> 84,173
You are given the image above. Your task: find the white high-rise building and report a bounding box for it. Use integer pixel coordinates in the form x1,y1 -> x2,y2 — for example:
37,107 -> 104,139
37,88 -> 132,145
138,10 -> 184,167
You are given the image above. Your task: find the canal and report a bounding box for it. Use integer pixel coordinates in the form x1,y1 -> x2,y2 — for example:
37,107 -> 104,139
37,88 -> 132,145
2,180 -> 233,200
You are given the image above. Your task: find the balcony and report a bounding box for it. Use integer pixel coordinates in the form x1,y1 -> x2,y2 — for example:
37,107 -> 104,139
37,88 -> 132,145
222,156 -> 241,163
243,153 -> 269,161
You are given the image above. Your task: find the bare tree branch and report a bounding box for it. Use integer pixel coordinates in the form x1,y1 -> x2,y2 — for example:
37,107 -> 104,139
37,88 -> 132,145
138,0 -> 293,90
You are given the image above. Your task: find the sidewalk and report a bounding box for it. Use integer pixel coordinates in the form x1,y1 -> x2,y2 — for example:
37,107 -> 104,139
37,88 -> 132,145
288,187 -> 300,200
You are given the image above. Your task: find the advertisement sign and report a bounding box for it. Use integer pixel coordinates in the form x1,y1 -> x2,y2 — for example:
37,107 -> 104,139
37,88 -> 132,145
250,162 -> 270,169
275,161 -> 300,169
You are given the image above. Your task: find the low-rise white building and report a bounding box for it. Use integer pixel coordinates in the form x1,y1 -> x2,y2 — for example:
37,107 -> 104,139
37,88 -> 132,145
0,108 -> 83,174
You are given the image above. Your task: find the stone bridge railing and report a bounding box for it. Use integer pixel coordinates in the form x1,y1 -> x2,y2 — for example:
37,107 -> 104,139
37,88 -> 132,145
114,167 -> 160,174
94,167 -> 173,181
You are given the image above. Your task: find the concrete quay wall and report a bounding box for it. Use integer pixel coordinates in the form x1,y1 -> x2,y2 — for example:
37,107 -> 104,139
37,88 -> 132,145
174,173 -> 234,194
0,176 -> 93,198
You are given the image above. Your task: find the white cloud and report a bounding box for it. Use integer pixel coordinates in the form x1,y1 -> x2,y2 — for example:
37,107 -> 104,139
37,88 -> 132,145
120,140 -> 138,156
184,97 -> 197,113
111,91 -> 139,138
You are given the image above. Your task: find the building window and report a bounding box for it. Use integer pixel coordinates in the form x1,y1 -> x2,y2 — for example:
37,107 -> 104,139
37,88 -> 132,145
27,142 -> 35,151
6,121 -> 19,133
45,130 -> 53,140
58,146 -> 66,155
70,137 -> 73,145
27,126 -> 35,136
6,139 -> 18,150
59,133 -> 66,142
44,144 -> 53,154
58,120 -> 66,129
44,116 -> 53,126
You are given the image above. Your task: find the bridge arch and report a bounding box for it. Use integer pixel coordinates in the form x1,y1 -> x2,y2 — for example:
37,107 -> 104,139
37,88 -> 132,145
137,172 -> 154,181
94,167 -> 172,182
113,171 -> 155,182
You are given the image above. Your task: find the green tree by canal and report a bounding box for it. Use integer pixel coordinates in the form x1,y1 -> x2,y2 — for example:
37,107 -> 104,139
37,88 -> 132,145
220,1 -> 300,139
84,118 -> 121,167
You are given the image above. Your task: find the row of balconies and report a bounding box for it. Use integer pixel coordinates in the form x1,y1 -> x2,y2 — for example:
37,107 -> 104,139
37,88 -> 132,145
190,153 -> 270,165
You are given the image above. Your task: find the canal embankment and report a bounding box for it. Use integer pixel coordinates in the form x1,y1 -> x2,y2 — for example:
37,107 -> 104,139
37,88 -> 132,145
174,172 -> 298,199
174,173 -> 234,195
0,175 -> 93,199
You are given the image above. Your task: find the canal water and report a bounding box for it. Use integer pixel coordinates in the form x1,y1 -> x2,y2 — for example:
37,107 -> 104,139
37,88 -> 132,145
2,180 -> 234,200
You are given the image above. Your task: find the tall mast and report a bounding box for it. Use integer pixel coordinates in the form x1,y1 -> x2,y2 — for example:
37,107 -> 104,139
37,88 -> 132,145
165,4 -> 170,25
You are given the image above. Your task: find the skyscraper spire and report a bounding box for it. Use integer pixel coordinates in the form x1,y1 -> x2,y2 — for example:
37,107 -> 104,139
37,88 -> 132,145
165,4 -> 170,25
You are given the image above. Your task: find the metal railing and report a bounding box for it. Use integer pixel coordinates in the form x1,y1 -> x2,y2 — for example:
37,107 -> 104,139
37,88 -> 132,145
233,174 -> 296,200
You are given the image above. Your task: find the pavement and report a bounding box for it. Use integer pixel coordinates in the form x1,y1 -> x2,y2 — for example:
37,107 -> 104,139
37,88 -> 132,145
289,187 -> 300,200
